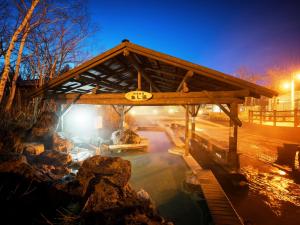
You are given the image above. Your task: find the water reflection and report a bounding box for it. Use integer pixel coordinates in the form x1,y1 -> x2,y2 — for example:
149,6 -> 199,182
241,166 -> 300,216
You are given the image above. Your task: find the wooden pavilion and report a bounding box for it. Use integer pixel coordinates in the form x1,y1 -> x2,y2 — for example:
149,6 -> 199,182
28,39 -> 277,170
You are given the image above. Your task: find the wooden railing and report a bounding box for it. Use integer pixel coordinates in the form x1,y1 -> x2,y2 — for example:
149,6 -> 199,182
248,109 -> 300,127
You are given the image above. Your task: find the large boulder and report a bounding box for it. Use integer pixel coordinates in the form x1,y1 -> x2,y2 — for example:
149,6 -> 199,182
25,149 -> 73,180
76,156 -> 131,197
30,111 -> 58,147
0,153 -> 51,182
72,156 -> 171,224
111,129 -> 141,145
28,150 -> 72,167
0,129 -> 24,154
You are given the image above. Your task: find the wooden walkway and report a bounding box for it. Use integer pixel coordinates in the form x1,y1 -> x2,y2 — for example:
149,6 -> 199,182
184,155 -> 244,225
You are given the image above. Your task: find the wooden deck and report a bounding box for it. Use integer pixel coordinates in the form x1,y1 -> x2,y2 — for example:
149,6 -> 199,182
183,155 -> 244,225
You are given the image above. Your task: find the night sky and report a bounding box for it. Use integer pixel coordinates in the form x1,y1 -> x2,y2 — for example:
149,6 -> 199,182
86,0 -> 300,74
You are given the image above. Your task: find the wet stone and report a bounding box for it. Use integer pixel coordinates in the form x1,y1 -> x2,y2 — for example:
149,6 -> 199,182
0,153 -> 52,182
111,128 -> 141,145
77,156 -> 131,196
23,142 -> 45,155
53,133 -> 73,153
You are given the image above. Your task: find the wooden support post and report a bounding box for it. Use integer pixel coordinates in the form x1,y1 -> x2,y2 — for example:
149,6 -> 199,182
137,69 -> 142,91
185,105 -> 190,156
273,110 -> 277,126
259,109 -> 263,125
294,109 -> 298,128
228,103 -> 239,171
248,110 -> 251,123
191,105 -> 196,139
124,50 -> 160,92
119,105 -> 125,131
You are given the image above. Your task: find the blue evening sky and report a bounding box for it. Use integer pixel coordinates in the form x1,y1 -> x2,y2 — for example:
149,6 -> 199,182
85,0 -> 300,74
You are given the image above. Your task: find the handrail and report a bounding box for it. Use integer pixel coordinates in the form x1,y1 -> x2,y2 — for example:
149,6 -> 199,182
248,109 -> 299,127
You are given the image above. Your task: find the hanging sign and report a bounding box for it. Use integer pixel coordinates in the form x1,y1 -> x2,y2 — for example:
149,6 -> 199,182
125,91 -> 152,101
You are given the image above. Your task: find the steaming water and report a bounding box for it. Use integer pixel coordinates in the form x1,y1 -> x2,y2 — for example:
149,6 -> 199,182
119,131 -> 210,225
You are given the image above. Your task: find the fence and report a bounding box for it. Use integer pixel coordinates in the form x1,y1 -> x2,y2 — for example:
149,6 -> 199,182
248,109 -> 300,127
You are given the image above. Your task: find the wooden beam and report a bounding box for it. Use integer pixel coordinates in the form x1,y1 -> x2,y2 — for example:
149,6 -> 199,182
185,105 -> 190,155
124,106 -> 133,114
111,105 -> 121,116
176,70 -> 194,92
218,104 -> 242,127
123,50 -> 161,92
54,91 -> 245,106
57,82 -> 87,93
77,75 -> 126,92
204,91 -> 242,126
59,94 -> 82,117
59,90 -> 248,100
155,80 -> 175,87
151,75 -> 179,84
144,68 -> 183,79
194,104 -> 201,117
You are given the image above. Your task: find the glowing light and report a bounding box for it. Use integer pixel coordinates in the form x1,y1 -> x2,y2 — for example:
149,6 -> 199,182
196,128 -> 204,132
251,144 -> 259,149
278,170 -> 286,176
64,105 -> 98,137
168,108 -> 175,114
71,110 -> 90,127
281,81 -> 291,90
212,105 -> 221,112
130,109 -> 136,115
152,109 -> 158,115
295,72 -> 300,80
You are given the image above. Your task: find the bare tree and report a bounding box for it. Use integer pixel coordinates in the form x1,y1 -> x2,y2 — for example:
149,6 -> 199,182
234,66 -> 262,84
23,0 -> 96,85
2,0 -> 97,111
5,23 -> 31,111
0,0 -> 40,103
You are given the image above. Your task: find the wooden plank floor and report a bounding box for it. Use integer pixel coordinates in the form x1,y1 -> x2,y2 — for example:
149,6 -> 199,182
184,155 -> 244,225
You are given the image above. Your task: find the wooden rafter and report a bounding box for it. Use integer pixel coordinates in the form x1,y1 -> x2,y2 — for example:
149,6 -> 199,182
151,75 -> 180,84
76,75 -> 126,92
123,50 -> 160,92
176,70 -> 194,92
144,67 -> 183,79
59,93 -> 82,117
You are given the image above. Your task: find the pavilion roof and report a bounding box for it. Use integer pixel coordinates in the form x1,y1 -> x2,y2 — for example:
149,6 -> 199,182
28,40 -> 277,99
